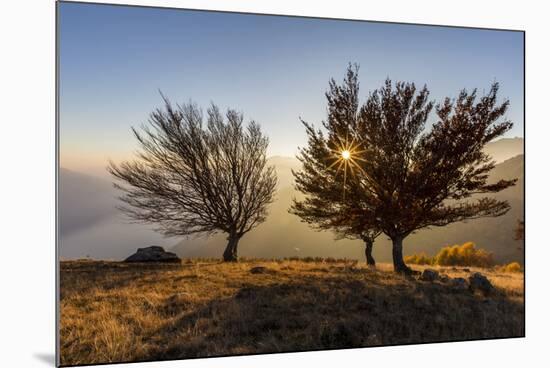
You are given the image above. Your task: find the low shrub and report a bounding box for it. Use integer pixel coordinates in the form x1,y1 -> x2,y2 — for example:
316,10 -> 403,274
406,242 -> 494,267
404,253 -> 434,265
434,242 -> 494,267
498,262 -> 522,273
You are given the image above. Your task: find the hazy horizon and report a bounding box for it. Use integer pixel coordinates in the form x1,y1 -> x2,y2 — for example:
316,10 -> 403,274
59,139 -> 524,262
61,137 -> 525,179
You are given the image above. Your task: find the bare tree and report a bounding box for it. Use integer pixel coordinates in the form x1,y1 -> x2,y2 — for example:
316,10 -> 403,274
108,98 -> 277,261
293,65 -> 516,274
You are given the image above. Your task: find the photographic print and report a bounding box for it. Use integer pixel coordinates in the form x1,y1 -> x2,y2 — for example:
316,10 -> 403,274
57,1 -> 525,366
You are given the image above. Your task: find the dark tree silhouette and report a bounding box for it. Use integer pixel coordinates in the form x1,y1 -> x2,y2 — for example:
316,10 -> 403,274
108,98 -> 277,262
293,65 -> 517,273
514,219 -> 525,252
291,66 -> 381,265
292,195 -> 381,265
514,220 -> 525,241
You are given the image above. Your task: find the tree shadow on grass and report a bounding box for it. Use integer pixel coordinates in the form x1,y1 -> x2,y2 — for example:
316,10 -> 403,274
145,277 -> 524,361
60,261 -> 185,298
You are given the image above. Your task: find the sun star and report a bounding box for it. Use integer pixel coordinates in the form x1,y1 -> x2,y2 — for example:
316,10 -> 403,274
326,135 -> 369,201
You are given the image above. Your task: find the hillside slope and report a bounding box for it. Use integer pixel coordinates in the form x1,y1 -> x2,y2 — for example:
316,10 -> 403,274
484,137 -> 524,163
60,259 -> 524,366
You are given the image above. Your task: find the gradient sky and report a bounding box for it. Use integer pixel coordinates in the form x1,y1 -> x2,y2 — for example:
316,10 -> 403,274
59,2 -> 524,176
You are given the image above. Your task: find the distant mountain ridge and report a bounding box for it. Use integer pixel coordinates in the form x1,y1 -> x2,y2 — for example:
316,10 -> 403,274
59,137 -> 524,262
484,137 -> 523,163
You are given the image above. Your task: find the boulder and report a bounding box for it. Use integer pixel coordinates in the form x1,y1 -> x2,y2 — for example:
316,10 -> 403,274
449,277 -> 469,292
419,269 -> 439,282
439,274 -> 450,283
469,272 -> 494,295
124,246 -> 181,263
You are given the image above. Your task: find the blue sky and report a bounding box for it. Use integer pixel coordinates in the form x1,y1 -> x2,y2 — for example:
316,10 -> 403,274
59,2 -> 524,174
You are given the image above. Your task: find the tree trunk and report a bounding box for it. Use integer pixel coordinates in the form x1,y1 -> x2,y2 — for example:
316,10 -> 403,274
223,233 -> 240,262
364,239 -> 376,267
391,236 -> 412,274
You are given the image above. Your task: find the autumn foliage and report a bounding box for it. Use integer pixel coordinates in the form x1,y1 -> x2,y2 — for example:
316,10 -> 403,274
292,65 -> 516,274
498,262 -> 522,273
405,242 -> 495,267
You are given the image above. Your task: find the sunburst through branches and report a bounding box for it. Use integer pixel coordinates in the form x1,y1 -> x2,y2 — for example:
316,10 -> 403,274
326,134 -> 367,201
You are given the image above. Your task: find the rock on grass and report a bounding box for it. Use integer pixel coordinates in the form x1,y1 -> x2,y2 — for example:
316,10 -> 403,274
469,272 -> 494,295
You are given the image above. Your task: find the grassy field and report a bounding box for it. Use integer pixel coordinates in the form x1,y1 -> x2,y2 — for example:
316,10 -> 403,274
59,259 -> 524,366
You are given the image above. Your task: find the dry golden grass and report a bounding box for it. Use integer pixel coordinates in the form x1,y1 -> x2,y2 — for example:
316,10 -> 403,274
60,259 -> 524,366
